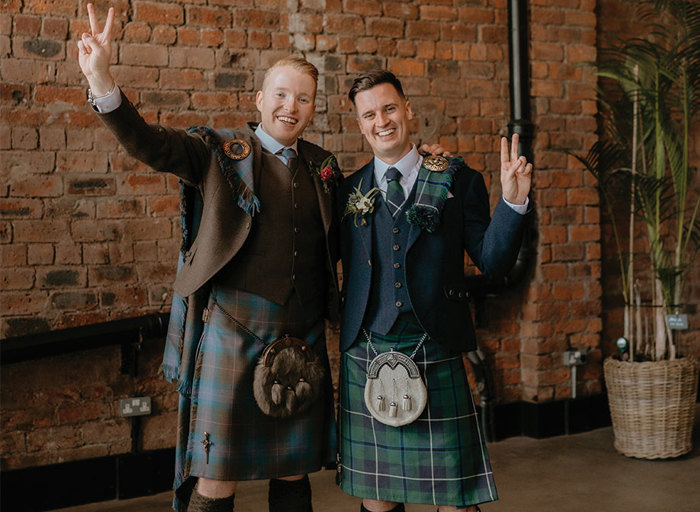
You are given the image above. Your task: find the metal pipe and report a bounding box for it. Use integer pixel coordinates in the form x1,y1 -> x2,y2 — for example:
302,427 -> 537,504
1,312 -> 169,365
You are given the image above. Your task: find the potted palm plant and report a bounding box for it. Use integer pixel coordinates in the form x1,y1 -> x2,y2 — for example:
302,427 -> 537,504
573,0 -> 699,459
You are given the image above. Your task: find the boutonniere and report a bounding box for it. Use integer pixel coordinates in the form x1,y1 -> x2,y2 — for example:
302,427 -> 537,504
309,155 -> 341,193
343,179 -> 381,226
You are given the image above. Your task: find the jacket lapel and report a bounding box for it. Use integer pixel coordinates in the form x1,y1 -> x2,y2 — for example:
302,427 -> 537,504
299,148 -> 332,235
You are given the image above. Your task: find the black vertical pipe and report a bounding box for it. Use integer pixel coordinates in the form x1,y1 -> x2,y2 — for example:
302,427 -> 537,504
508,0 -> 534,163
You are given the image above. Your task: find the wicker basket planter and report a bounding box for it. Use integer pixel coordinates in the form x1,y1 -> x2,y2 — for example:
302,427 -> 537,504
604,357 -> 699,459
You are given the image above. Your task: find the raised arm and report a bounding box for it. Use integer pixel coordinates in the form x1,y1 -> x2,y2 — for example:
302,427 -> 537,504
77,3 -> 116,96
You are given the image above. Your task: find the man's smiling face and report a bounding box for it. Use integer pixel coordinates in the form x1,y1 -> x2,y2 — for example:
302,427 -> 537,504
354,82 -> 414,165
255,65 -> 316,147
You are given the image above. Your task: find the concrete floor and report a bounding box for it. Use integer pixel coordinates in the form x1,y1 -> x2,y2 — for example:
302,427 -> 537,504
54,406 -> 700,512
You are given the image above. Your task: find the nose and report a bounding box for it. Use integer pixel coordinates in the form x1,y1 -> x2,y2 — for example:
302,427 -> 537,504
375,111 -> 388,126
284,95 -> 298,113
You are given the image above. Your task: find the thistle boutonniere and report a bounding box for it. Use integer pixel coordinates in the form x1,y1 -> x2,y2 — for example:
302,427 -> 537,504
309,155 -> 341,193
343,178 -> 381,226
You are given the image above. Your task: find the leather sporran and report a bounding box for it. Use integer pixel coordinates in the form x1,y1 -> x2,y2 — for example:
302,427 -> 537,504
253,335 -> 325,418
364,350 -> 428,427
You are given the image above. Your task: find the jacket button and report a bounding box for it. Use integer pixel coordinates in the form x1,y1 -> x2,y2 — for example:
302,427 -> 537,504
294,250 -> 298,257
393,227 -> 400,234
293,182 -> 299,188
449,289 -> 455,296
395,282 -> 402,288
458,292 -> 464,298
393,262 -> 400,269
294,203 -> 299,209
395,301 -> 403,308
393,244 -> 400,251
294,227 -> 300,233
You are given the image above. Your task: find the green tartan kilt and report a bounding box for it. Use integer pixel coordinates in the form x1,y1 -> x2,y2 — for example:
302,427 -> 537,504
338,321 -> 498,508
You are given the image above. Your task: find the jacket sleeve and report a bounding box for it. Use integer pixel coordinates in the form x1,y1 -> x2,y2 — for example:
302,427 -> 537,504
97,90 -> 211,186
460,169 -> 526,280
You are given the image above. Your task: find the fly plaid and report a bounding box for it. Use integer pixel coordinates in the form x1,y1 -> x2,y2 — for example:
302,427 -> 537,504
338,315 -> 498,508
179,284 -> 336,497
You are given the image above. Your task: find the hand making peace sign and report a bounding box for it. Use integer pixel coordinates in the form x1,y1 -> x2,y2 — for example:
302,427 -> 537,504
500,133 -> 533,206
77,3 -> 116,96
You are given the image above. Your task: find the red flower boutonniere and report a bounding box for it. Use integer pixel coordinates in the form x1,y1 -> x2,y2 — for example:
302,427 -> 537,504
310,155 -> 341,193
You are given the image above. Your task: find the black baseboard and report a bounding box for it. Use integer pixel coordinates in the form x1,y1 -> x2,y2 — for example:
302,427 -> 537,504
0,449 -> 175,511
492,393 -> 612,440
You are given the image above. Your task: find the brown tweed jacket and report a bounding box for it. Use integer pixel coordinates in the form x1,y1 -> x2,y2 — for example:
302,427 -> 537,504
98,91 -> 340,320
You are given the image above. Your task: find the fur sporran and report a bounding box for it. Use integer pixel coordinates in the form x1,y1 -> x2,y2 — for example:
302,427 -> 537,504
253,335 -> 325,418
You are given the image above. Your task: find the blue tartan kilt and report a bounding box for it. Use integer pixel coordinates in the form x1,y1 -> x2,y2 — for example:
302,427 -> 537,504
338,318 -> 498,507
184,285 -> 336,483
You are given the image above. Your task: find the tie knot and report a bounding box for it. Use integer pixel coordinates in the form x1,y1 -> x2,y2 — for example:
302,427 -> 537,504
385,166 -> 402,182
280,147 -> 297,160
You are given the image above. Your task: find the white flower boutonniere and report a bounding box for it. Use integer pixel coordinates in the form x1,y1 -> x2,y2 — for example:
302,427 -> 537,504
343,178 -> 380,226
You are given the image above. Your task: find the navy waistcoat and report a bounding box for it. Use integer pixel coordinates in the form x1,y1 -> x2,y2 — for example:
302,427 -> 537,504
363,182 -> 418,334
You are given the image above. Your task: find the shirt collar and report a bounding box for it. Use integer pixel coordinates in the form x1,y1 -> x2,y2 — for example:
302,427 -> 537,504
254,124 -> 298,155
373,145 -> 422,186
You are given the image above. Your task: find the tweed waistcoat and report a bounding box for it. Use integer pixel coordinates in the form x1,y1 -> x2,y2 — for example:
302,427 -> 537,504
219,149 -> 326,305
363,184 -> 418,334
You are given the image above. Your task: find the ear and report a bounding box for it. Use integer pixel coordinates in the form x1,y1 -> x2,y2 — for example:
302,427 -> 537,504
255,90 -> 263,113
405,99 -> 414,121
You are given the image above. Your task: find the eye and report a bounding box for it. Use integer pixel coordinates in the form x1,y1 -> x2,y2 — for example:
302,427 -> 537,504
386,105 -> 396,113
298,97 -> 309,104
363,113 -> 375,120
275,92 -> 285,98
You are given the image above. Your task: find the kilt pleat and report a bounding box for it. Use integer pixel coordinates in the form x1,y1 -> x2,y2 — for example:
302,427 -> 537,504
338,321 -> 498,507
183,285 -> 336,484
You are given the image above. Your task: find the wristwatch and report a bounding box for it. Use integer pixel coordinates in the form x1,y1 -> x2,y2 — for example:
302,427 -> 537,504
87,82 -> 116,107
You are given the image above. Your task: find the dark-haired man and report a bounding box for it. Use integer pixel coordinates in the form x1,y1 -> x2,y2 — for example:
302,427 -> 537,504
78,4 -> 341,511
336,71 -> 532,512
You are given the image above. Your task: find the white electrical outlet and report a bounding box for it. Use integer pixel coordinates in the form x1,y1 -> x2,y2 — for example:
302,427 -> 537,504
119,397 -> 152,417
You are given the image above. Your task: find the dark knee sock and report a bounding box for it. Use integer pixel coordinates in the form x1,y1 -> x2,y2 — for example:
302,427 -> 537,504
360,504 -> 405,512
360,503 -> 405,512
188,489 -> 234,512
269,475 -> 312,512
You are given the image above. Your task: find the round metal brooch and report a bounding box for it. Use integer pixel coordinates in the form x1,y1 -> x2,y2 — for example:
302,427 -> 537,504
422,155 -> 449,172
222,139 -> 251,160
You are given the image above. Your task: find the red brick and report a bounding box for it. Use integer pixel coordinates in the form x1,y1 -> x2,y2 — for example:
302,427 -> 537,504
152,25 -> 177,45
387,58 -> 424,77
159,69 -> 206,91
420,5 -> 457,21
0,268 -> 35,290
344,0 -> 382,16
232,9 -> 277,29
134,1 -> 184,24
406,20 -> 441,40
123,22 -> 151,43
367,17 -> 404,38
458,7 -> 495,24
13,15 -> 41,36
326,14 -> 364,35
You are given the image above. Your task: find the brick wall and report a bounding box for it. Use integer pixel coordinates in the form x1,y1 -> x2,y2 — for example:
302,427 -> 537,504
0,0 -> 651,470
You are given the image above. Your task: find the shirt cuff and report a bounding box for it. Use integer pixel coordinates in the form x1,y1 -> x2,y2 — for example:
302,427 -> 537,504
92,84 -> 122,113
503,195 -> 529,215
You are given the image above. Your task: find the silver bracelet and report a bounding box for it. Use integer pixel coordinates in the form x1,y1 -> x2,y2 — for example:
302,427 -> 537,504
87,81 -> 117,107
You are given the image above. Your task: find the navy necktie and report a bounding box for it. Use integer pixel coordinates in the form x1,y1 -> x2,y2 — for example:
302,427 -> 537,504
385,166 -> 405,216
280,147 -> 298,173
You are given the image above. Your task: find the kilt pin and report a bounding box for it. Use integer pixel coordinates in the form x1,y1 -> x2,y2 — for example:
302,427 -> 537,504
97,92 -> 341,511
337,155 -> 530,508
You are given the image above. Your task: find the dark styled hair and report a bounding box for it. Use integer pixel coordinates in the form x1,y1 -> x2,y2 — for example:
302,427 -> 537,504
348,70 -> 406,104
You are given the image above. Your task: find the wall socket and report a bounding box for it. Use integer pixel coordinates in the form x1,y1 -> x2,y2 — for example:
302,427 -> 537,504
119,397 -> 152,417
564,350 -> 588,366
